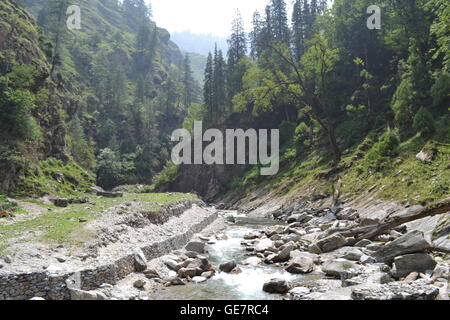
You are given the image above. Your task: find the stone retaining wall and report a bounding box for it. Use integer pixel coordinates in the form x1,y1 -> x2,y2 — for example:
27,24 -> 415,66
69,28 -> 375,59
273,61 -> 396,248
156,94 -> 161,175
0,201 -> 218,300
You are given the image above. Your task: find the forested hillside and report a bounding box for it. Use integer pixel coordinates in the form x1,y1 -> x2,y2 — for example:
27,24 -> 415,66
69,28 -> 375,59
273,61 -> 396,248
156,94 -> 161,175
167,0 -> 449,206
0,0 -> 201,195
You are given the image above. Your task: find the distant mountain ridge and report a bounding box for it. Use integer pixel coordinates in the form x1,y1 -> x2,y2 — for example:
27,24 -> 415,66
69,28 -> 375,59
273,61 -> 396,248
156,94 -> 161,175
171,31 -> 228,55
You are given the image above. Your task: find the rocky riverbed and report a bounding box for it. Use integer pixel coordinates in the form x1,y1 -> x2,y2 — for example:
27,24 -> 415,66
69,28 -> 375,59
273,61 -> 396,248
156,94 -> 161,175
1,197 -> 448,300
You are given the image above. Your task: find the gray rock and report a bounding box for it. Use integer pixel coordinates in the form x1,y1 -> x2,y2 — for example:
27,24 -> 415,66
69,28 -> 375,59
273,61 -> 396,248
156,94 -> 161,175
432,264 -> 449,281
322,259 -> 358,278
339,247 -> 364,261
265,225 -> 287,237
133,279 -> 146,289
392,254 -> 437,279
286,256 -> 315,274
243,257 -> 263,266
53,198 -> 69,207
244,232 -> 260,240
255,239 -> 274,252
219,260 -> 237,273
185,241 -> 206,254
263,278 -> 290,294
269,245 -> 294,263
354,239 -> 373,248
185,251 -> 199,259
310,233 -> 347,253
192,276 -> 207,283
178,268 -> 199,278
164,259 -> 181,271
290,250 -> 321,264
3,255 -> 12,264
134,248 -> 147,272
289,287 -> 311,297
144,269 -> 160,279
360,255 -> 376,264
351,280 -> 440,300
366,243 -> 382,251
373,231 -> 431,264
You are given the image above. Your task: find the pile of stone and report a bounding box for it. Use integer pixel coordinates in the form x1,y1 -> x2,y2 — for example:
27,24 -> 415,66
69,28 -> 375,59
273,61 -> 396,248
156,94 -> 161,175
250,204 -> 450,300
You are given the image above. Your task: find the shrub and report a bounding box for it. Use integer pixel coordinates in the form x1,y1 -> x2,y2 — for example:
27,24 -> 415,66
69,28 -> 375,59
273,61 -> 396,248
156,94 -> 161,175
413,107 -> 436,135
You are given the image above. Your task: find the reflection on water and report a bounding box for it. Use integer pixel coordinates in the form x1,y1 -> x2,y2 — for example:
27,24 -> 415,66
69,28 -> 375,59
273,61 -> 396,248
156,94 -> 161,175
154,216 -> 317,300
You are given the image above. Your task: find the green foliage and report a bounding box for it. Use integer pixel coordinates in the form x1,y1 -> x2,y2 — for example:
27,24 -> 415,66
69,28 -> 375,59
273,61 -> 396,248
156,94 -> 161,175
364,131 -> 400,171
153,162 -> 179,189
413,107 -> 436,135
96,148 -> 138,190
431,71 -> 450,109
12,158 -> 95,198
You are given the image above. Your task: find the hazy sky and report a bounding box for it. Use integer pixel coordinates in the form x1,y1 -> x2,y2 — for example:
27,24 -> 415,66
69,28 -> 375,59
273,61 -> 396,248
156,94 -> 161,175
149,0 -> 295,37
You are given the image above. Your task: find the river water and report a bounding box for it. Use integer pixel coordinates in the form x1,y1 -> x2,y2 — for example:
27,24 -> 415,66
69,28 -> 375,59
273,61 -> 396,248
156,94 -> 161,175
155,215 -> 321,300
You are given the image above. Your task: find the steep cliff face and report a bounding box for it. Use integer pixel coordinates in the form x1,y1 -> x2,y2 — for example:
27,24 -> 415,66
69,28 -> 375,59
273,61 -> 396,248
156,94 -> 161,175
0,0 -> 72,192
0,0 -> 189,195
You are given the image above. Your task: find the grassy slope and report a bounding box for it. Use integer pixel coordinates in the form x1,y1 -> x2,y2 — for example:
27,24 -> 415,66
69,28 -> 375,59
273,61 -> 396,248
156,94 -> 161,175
0,192 -> 197,254
230,115 -> 450,206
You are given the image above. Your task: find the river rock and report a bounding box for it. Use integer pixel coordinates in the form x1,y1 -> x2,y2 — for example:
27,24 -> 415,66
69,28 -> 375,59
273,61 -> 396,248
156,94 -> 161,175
219,261 -> 237,273
178,268 -> 199,278
265,225 -> 287,237
336,208 -> 359,221
360,254 -> 376,264
351,280 -> 440,300
372,231 -> 431,264
144,269 -> 160,279
164,259 -> 180,271
255,239 -> 274,252
185,241 -> 206,254
185,251 -> 199,259
269,245 -> 294,263
201,271 -> 215,279
310,233 -> 347,254
432,264 -> 449,281
322,259 -> 358,278
289,287 -> 311,298
134,248 -> 147,272
244,232 -> 260,240
286,256 -> 315,274
133,279 -> 146,289
192,276 -> 207,283
243,257 -> 263,266
392,254 -> 437,279
338,247 -> 364,261
263,278 -> 290,294
354,239 -> 373,248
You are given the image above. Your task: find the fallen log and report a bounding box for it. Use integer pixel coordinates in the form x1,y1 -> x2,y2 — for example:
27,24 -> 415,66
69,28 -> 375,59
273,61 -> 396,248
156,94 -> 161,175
337,197 -> 450,241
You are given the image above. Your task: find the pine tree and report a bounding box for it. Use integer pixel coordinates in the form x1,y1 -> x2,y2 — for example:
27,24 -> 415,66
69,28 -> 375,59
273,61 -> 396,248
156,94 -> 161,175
204,52 -> 214,121
270,0 -> 290,45
250,11 -> 263,59
227,10 -> 247,102
182,54 -> 199,108
292,0 -> 306,60
213,47 -> 227,121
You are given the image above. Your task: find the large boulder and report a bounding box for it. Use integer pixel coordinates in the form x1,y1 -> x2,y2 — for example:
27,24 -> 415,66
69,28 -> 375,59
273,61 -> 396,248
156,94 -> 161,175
265,225 -> 288,237
392,254 -> 437,279
255,239 -> 274,252
338,247 -> 365,261
290,250 -> 321,264
185,241 -> 206,254
219,261 -> 237,273
97,191 -> 123,198
372,231 -> 430,264
310,233 -> 347,254
263,278 -> 290,294
286,256 -> 315,274
268,245 -> 294,263
322,259 -> 358,278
